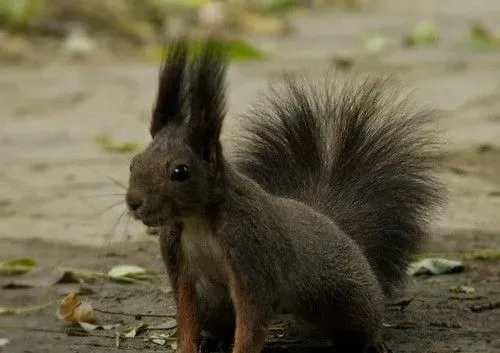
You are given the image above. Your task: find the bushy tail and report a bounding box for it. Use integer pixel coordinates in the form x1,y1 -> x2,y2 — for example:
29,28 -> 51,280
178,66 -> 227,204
231,72 -> 444,295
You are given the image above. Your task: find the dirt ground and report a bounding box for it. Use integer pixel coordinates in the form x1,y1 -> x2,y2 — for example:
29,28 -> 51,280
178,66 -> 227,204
1,0 -> 500,352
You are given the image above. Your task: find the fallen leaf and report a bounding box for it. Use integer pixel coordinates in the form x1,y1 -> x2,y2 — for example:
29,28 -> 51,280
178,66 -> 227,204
450,285 -> 476,294
361,34 -> 390,54
148,333 -> 176,340
94,133 -> 142,154
403,21 -> 439,47
465,22 -> 500,51
2,268 -> 81,289
123,322 -> 149,338
408,258 -> 465,276
0,337 -> 9,347
152,338 -> 167,345
149,318 -> 177,330
0,257 -> 36,276
79,322 -> 120,332
107,265 -> 156,282
56,293 -> 98,324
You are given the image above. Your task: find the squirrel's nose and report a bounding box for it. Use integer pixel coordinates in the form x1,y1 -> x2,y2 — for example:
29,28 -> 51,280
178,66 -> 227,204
125,190 -> 143,212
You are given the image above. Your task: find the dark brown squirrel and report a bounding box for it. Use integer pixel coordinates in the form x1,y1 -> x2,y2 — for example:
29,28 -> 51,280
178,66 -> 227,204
125,39 -> 443,353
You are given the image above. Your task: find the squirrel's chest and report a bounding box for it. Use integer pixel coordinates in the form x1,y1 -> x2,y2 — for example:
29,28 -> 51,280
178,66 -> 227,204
181,218 -> 227,284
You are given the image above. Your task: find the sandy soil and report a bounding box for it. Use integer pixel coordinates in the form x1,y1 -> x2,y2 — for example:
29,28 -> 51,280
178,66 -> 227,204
1,0 -> 499,352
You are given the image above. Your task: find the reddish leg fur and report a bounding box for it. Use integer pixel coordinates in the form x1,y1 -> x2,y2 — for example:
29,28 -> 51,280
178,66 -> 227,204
176,272 -> 200,353
224,252 -> 267,353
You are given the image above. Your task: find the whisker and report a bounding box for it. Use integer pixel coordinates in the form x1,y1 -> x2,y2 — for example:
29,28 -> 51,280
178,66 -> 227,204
103,208 -> 128,255
83,193 -> 126,199
120,214 -> 133,255
72,163 -> 127,190
89,201 -> 125,218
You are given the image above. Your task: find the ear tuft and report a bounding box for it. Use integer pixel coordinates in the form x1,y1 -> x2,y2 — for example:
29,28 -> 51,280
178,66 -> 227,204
150,39 -> 190,137
188,39 -> 229,161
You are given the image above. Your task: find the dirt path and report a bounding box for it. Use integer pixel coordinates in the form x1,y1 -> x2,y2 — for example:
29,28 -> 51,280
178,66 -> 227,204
1,0 -> 500,352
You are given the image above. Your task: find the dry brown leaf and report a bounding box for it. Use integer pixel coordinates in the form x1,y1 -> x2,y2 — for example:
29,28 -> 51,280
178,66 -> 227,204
56,293 -> 98,324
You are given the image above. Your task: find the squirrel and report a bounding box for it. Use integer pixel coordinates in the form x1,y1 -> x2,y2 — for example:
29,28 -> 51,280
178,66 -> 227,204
125,39 -> 443,353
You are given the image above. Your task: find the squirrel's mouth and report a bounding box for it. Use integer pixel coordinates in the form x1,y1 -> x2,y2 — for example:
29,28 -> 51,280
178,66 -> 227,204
130,210 -> 169,227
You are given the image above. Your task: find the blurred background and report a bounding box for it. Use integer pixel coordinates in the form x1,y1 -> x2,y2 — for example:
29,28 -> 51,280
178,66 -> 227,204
1,1 -> 499,352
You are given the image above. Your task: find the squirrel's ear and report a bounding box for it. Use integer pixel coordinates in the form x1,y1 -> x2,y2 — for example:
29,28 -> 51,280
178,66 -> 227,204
150,40 -> 189,137
187,40 -> 228,162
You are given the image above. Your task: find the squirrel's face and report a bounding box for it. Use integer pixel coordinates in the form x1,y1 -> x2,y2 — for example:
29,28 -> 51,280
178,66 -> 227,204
126,39 -> 228,226
125,126 -> 212,227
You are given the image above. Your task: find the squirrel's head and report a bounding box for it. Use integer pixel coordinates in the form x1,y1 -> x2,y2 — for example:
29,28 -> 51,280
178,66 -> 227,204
125,39 -> 228,226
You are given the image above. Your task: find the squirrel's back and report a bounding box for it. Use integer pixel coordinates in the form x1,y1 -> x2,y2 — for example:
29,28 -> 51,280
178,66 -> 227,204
232,72 -> 443,295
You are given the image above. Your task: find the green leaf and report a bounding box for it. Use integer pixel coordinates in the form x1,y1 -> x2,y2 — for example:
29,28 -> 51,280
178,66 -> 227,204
145,39 -> 267,62
257,0 -> 297,13
0,257 -> 36,276
0,0 -> 41,31
94,133 -> 142,154
465,22 -> 500,52
107,265 -> 157,282
403,21 -> 439,47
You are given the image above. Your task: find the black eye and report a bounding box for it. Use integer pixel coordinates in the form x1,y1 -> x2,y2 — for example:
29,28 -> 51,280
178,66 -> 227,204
171,164 -> 189,182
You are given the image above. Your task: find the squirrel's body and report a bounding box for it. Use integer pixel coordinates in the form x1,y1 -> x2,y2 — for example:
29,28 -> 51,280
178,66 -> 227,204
126,40 -> 443,353
160,164 -> 384,350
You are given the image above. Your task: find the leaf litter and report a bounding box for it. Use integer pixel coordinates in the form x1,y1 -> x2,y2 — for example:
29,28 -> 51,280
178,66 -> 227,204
2,260 -> 158,290
2,259 -> 171,347
0,338 -> 10,347
55,293 -> 179,348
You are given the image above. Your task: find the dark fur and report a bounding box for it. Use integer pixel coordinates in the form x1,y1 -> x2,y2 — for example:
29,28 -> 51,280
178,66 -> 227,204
126,39 -> 443,353
232,73 -> 443,295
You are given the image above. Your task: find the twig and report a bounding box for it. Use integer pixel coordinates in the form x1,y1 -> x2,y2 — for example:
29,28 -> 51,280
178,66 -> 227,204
1,325 -> 115,339
94,307 -> 176,318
